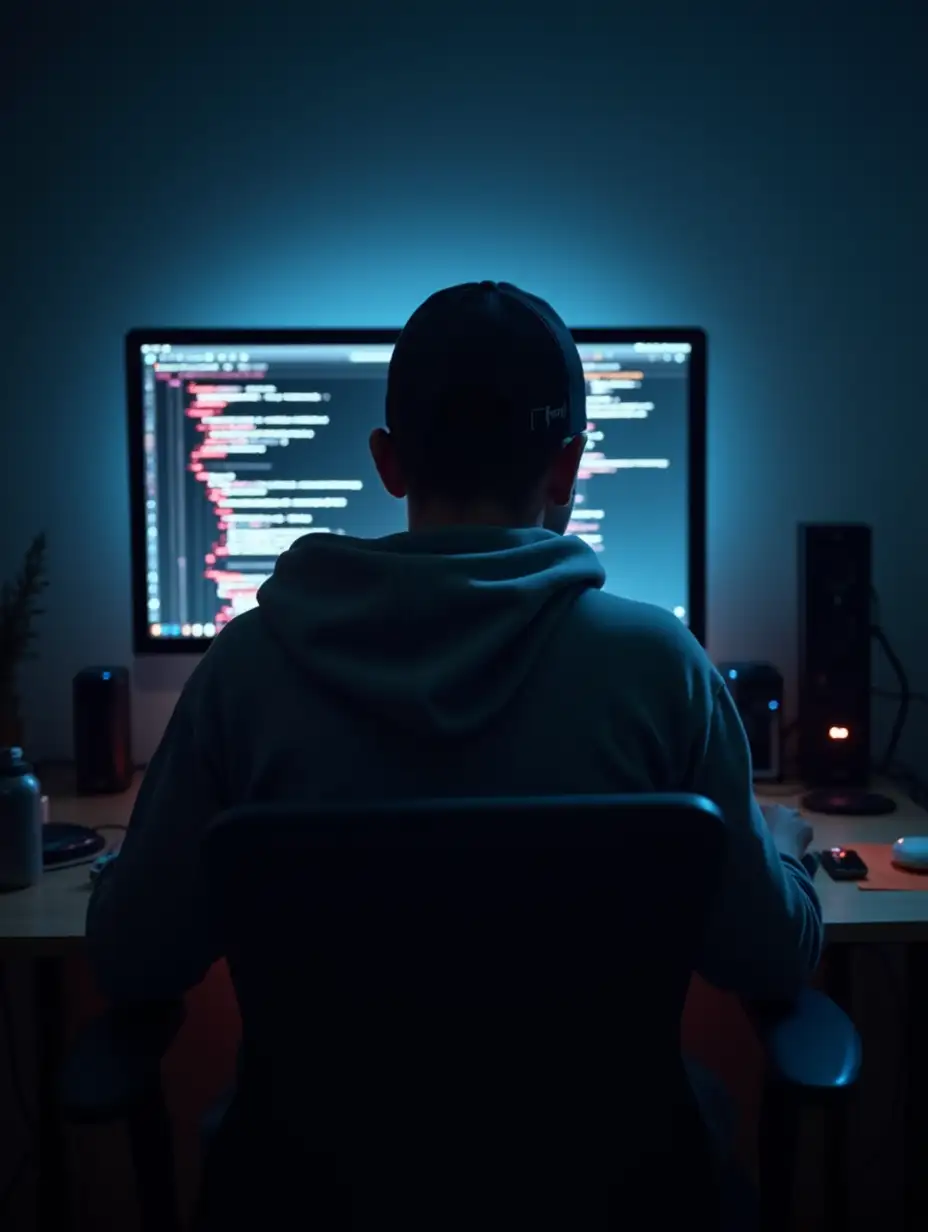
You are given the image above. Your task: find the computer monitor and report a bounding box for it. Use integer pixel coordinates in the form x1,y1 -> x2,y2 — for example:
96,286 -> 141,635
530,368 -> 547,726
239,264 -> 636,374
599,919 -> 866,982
126,327 -> 706,654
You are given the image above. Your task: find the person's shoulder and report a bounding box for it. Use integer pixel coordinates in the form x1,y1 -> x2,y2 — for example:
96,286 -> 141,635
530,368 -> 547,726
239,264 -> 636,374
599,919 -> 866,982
577,590 -> 708,666
559,591 -> 719,754
183,609 -> 267,692
212,607 -> 264,647
568,591 -> 719,715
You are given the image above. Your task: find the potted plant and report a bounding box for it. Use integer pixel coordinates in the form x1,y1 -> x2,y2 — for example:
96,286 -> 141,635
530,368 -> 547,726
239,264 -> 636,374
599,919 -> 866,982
0,533 -> 49,749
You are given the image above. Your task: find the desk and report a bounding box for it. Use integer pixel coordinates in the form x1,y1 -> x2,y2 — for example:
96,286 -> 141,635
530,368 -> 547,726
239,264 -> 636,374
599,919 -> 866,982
1,775 -> 927,1230
754,784 -> 928,944
2,777 -> 926,947
0,773 -> 135,1231
761,783 -> 928,1229
0,785 -> 132,950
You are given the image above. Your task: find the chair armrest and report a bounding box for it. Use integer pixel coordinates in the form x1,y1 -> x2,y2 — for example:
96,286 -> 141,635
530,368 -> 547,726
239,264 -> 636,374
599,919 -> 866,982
745,988 -> 861,1090
60,1000 -> 186,1123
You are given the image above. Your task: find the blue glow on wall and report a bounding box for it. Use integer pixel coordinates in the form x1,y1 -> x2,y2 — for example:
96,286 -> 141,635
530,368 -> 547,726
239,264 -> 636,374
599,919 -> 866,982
2,1 -> 923,761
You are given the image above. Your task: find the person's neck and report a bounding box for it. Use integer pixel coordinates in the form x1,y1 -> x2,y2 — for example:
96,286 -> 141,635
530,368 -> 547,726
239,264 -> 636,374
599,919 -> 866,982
406,500 -> 541,533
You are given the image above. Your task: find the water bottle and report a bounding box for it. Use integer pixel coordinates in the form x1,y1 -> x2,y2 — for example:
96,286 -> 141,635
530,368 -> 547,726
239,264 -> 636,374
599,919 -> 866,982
0,747 -> 43,890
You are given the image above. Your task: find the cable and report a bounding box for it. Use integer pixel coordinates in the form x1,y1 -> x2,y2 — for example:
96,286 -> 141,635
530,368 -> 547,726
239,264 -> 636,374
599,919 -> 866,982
869,585 -> 926,779
885,762 -> 928,812
871,623 -> 910,772
873,688 -> 928,705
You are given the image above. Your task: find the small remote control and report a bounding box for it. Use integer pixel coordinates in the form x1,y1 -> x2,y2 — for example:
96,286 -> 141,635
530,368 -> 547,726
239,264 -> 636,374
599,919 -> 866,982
820,847 -> 868,881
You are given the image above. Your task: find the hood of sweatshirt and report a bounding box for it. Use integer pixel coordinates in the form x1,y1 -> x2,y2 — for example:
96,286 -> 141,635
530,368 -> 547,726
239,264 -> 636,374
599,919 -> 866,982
256,526 -> 605,737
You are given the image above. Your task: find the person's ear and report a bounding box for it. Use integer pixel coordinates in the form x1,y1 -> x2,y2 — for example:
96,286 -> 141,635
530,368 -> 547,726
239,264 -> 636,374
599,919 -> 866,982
546,434 -> 587,507
369,428 -> 408,499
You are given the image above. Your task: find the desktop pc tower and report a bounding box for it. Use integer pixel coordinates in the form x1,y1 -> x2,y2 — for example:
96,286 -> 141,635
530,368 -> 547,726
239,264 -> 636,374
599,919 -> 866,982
73,667 -> 133,795
797,524 -> 872,790
717,662 -> 783,782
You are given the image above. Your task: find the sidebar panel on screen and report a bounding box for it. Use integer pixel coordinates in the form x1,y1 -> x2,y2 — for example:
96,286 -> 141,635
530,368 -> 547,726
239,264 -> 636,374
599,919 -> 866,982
141,343 -> 403,640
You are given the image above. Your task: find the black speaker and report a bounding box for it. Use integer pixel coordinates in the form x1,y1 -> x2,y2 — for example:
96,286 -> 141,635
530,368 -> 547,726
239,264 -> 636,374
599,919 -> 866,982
73,667 -> 133,795
797,524 -> 872,789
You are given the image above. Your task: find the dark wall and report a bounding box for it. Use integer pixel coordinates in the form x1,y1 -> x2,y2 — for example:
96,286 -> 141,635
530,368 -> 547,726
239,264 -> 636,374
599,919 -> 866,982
3,0 -> 925,763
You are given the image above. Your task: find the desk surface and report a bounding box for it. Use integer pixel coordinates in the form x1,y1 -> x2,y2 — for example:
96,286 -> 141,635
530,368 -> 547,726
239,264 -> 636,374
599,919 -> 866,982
0,781 -> 132,953
1,775 -> 927,950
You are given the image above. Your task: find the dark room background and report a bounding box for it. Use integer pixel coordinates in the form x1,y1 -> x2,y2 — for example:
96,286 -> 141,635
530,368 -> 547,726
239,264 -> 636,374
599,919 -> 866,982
2,0 -> 925,767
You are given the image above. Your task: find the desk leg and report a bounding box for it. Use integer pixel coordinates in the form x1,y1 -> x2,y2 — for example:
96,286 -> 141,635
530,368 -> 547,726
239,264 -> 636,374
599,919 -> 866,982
35,955 -> 72,1231
905,943 -> 928,1229
822,944 -> 852,1232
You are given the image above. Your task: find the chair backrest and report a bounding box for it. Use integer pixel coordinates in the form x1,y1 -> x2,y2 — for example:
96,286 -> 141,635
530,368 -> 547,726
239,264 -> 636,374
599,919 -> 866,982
199,794 -> 728,1229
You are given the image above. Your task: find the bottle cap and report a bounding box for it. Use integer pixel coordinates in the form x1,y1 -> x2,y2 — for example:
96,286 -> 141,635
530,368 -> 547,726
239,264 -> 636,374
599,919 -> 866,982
0,747 -> 33,775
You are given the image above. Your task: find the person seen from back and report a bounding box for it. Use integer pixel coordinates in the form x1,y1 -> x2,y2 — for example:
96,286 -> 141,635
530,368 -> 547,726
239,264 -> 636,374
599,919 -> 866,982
87,281 -> 822,1014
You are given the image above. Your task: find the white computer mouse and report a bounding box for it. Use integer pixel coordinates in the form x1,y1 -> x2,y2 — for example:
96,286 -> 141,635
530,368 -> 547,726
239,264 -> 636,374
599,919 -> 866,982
891,837 -> 928,871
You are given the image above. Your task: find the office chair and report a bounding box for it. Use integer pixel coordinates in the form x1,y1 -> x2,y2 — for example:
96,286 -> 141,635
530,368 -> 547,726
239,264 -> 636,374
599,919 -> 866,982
61,795 -> 861,1230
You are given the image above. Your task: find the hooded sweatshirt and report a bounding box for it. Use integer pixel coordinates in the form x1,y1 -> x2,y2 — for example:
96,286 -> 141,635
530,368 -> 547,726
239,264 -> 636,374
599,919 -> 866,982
87,527 -> 822,1002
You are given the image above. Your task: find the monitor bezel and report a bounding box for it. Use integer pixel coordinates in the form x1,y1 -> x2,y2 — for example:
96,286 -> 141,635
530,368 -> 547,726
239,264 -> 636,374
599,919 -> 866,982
126,326 -> 707,654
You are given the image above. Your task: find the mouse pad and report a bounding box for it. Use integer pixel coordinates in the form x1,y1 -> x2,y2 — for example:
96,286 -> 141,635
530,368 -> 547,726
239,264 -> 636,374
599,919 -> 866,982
851,843 -> 928,890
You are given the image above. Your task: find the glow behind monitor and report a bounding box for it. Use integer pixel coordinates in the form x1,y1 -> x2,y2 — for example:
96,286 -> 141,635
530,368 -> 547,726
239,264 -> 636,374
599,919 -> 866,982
126,327 -> 707,652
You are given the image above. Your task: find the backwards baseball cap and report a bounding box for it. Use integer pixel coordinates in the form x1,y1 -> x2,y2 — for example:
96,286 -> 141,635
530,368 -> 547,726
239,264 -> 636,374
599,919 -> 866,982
385,281 -> 588,459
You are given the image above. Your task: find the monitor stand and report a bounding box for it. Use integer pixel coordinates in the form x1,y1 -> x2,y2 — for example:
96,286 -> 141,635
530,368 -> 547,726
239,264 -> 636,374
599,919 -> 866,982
801,789 -> 897,816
